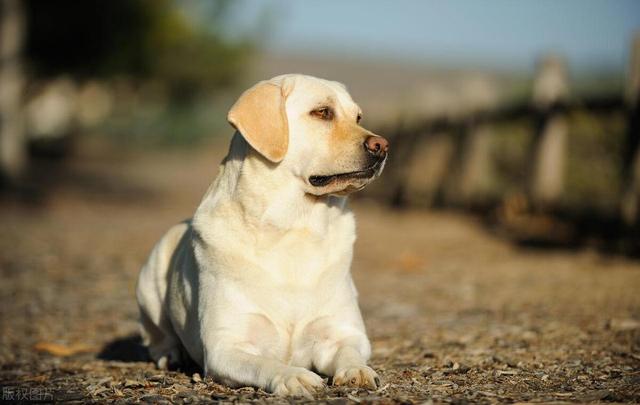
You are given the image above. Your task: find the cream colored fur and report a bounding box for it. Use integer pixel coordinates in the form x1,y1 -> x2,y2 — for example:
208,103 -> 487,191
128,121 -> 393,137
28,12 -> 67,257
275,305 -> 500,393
136,74 -> 386,397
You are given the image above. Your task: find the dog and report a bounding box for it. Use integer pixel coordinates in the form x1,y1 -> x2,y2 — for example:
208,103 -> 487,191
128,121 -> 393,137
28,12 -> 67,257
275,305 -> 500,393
136,74 -> 389,397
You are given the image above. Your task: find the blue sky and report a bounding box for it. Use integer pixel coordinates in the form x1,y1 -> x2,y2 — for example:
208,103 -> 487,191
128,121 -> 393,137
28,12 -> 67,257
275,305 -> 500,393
226,0 -> 640,71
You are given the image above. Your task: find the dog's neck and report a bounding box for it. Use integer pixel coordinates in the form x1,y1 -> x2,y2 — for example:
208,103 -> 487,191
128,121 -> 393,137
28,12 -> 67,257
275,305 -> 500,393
235,151 -> 347,233
196,134 -> 347,235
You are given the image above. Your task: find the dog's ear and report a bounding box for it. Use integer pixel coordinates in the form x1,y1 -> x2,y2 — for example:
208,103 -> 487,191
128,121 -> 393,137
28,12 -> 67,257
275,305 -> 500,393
227,81 -> 289,163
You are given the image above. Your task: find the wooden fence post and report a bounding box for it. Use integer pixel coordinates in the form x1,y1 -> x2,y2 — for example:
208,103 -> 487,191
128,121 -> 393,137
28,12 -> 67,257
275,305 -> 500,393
455,119 -> 493,205
387,121 -> 423,207
528,55 -> 570,208
446,76 -> 498,206
404,130 -> 455,207
398,84 -> 455,207
455,76 -> 499,205
0,0 -> 26,184
621,34 -> 640,225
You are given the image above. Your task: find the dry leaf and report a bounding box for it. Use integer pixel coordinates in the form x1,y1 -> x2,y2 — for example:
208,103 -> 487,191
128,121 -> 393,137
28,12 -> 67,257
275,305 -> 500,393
33,342 -> 94,357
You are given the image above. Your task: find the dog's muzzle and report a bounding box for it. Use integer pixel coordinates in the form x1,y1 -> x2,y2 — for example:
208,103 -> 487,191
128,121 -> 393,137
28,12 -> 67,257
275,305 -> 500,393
308,156 -> 387,187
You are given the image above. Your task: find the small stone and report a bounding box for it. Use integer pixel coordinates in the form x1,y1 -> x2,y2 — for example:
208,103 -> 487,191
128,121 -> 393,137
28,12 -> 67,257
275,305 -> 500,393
495,370 -> 518,377
422,351 -> 436,358
176,389 -> 198,398
140,394 -> 170,403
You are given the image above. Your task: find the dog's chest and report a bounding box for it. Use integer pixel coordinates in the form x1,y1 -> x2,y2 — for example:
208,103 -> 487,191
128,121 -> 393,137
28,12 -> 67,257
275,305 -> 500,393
204,204 -> 356,286
195,209 -> 359,365
254,224 -> 352,287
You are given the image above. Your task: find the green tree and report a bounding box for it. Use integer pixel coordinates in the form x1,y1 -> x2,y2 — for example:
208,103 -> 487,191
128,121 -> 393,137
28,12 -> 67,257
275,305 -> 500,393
24,0 -> 251,101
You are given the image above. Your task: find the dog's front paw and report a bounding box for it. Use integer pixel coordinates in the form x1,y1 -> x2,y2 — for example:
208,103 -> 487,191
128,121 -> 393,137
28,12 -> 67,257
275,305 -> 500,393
269,367 -> 325,398
333,365 -> 380,390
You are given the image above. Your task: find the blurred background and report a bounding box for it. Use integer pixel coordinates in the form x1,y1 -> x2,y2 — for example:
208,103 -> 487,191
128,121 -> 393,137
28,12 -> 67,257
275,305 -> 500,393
2,0 -> 640,252
1,1 -> 640,402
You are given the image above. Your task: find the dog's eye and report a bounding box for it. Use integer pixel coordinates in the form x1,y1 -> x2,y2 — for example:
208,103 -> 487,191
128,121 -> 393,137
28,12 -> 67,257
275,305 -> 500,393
356,113 -> 362,123
310,107 -> 333,121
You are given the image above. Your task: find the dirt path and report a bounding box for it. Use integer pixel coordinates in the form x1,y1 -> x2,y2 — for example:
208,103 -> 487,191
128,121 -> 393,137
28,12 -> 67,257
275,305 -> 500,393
1,144 -> 639,403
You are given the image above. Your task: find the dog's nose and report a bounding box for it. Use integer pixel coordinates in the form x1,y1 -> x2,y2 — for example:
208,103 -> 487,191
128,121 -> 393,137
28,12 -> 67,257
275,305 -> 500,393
364,135 -> 389,157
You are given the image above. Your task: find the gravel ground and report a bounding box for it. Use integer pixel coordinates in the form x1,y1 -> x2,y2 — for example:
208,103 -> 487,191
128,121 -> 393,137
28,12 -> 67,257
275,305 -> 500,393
1,143 -> 639,403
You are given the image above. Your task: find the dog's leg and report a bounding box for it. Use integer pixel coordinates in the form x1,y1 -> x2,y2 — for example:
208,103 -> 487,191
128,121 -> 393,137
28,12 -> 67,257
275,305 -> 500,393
328,345 -> 379,389
204,346 -> 325,398
313,335 -> 379,389
149,337 -> 182,370
139,308 -> 182,369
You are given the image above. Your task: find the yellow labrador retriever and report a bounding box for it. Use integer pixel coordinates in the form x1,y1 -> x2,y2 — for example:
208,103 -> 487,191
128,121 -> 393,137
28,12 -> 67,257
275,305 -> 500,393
136,74 -> 389,397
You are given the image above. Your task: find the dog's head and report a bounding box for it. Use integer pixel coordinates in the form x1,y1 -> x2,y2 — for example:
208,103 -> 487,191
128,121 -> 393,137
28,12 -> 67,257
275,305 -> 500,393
228,74 -> 388,196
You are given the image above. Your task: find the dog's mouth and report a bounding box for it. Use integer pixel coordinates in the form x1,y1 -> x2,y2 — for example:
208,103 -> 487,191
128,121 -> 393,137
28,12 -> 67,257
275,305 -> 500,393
308,158 -> 385,187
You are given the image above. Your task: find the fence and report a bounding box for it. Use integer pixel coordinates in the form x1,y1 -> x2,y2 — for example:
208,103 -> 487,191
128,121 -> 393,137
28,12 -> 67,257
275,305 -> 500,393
368,37 -> 640,232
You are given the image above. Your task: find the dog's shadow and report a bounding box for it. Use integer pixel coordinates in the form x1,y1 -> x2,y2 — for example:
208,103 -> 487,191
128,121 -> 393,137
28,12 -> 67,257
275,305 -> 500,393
97,334 -> 201,374
97,334 -> 150,362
